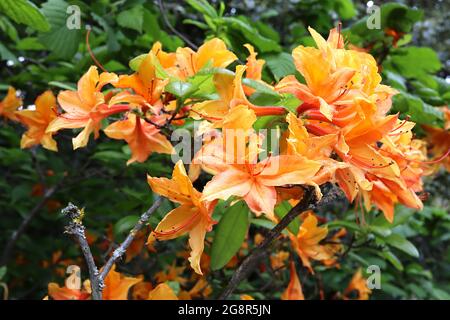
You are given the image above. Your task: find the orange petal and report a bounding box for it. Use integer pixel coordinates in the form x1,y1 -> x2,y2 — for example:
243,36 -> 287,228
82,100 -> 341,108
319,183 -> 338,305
201,167 -> 252,202
148,283 -> 179,300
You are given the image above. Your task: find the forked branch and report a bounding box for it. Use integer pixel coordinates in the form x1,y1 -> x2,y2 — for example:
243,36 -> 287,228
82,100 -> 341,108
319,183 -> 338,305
61,197 -> 163,300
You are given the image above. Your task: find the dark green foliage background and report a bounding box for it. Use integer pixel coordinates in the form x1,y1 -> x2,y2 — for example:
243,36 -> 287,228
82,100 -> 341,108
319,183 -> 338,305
0,0 -> 448,299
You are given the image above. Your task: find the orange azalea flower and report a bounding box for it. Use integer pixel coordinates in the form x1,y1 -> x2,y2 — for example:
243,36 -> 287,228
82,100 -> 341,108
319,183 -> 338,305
322,228 -> 346,268
154,263 -> 188,286
131,281 -> 153,300
46,66 -> 126,149
343,268 -> 371,300
285,112 -> 347,188
197,132 -> 321,220
297,93 -> 422,222
276,27 -> 390,122
178,278 -> 212,300
47,283 -> 90,300
281,260 -> 305,300
175,38 -> 237,79
15,91 -> 58,151
336,113 -> 423,222
270,250 -> 290,270
240,294 -> 255,300
243,44 -> 265,96
103,113 -> 174,165
289,212 -> 335,273
191,65 -> 284,131
151,42 -> 177,70
102,264 -> 142,300
0,86 -> 22,121
46,265 -> 90,300
147,160 -> 217,274
114,50 -> 168,108
423,123 -> 450,172
147,283 -> 179,300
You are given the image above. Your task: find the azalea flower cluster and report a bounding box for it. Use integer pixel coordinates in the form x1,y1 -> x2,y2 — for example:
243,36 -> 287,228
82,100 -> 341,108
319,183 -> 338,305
1,27 -> 442,277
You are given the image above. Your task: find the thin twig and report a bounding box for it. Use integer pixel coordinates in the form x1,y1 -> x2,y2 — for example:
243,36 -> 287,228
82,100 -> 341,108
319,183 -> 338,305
99,197 -> 163,282
60,197 -> 163,300
62,203 -> 102,300
1,183 -> 60,266
218,187 -> 317,299
157,0 -> 198,49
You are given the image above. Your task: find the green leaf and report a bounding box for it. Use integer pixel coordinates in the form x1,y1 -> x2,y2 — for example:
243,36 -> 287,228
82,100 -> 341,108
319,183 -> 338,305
129,54 -> 146,71
274,201 -> 299,235
142,9 -> 161,38
91,12 -> 120,52
327,220 -> 362,233
166,281 -> 181,295
380,250 -> 404,271
114,215 -> 140,237
91,150 -> 128,163
392,92 -> 443,125
243,78 -> 280,99
222,17 -> 281,53
39,0 -> 82,59
165,81 -> 194,99
250,218 -> 276,230
334,0 -> 357,20
380,3 -> 423,33
264,52 -> 297,81
186,0 -> 218,18
369,225 -> 392,238
0,15 -> 18,41
117,5 -> 144,33
249,92 -> 280,106
48,81 -> 76,91
210,201 -> 250,270
0,266 -> 6,280
183,18 -> 209,30
129,53 -> 169,79
390,47 -> 441,79
385,233 -> 419,258
0,42 -> 16,62
15,37 -> 46,51
0,0 -> 50,32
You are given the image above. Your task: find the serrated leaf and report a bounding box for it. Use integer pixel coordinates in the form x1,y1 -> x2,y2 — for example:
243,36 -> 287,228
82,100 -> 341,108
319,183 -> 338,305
210,201 -> 249,270
390,47 -> 441,79
0,0 -> 50,32
117,5 -> 144,33
264,52 -> 297,81
39,0 -> 82,59
392,92 -> 443,125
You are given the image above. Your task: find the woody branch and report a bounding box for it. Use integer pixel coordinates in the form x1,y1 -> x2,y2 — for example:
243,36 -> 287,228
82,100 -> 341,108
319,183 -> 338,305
219,185 -> 343,299
61,197 -> 163,300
